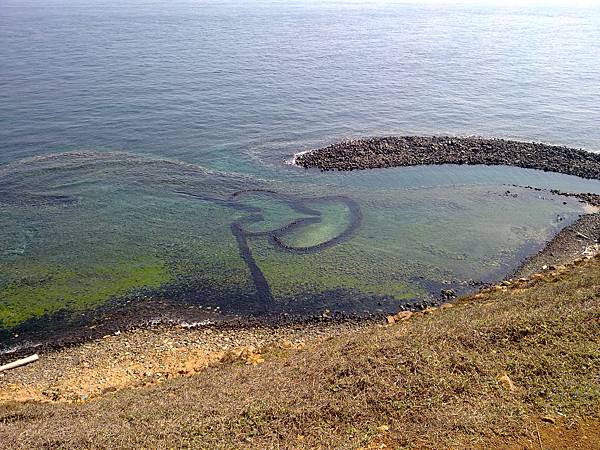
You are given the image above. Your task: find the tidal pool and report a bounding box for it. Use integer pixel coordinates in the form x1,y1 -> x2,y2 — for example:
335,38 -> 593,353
1,151 -> 600,351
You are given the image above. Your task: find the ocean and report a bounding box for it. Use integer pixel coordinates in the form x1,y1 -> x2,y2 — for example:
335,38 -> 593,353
1,0 -> 600,348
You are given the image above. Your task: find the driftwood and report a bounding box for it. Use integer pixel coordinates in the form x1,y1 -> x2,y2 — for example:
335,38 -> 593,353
0,354 -> 39,373
575,231 -> 591,240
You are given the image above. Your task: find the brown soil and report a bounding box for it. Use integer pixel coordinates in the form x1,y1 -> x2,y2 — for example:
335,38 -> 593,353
0,320 -> 363,403
364,417 -> 600,449
532,418 -> 600,450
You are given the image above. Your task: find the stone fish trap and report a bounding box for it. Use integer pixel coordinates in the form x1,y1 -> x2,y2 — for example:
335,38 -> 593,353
175,189 -> 362,310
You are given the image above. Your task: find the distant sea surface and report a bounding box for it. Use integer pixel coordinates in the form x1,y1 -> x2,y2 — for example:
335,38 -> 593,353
1,0 -> 599,171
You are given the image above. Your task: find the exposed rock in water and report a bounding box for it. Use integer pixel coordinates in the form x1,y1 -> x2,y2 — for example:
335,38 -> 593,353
295,136 -> 600,180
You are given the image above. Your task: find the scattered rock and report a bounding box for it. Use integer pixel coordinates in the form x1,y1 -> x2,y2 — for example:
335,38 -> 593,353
394,311 -> 413,321
497,373 -> 515,392
245,353 -> 265,366
441,289 -> 456,300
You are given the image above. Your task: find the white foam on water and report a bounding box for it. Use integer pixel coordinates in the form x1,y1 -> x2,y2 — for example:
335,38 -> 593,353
286,149 -> 313,166
0,341 -> 41,356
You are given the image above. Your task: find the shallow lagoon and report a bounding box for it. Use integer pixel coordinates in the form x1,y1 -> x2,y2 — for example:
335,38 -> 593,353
2,151 -> 600,350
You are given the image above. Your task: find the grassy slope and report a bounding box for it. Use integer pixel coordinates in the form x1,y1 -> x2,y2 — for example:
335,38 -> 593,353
1,257 -> 599,449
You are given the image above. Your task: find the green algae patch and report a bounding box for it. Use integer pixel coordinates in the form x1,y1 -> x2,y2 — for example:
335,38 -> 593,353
0,258 -> 169,328
277,201 -> 352,249
249,238 -> 425,302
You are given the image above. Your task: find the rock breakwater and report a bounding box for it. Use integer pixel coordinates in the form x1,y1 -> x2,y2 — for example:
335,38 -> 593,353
295,136 -> 600,180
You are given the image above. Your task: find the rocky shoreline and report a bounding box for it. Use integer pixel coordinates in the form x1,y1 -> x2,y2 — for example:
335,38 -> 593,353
515,211 -> 600,278
295,136 -> 600,179
513,187 -> 600,277
0,319 -> 369,403
3,254 -> 599,405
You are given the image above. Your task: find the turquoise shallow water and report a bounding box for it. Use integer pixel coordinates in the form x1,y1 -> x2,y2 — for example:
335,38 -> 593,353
1,1 -> 600,347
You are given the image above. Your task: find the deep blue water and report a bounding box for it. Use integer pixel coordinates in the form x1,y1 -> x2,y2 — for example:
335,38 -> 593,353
2,1 -> 600,345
